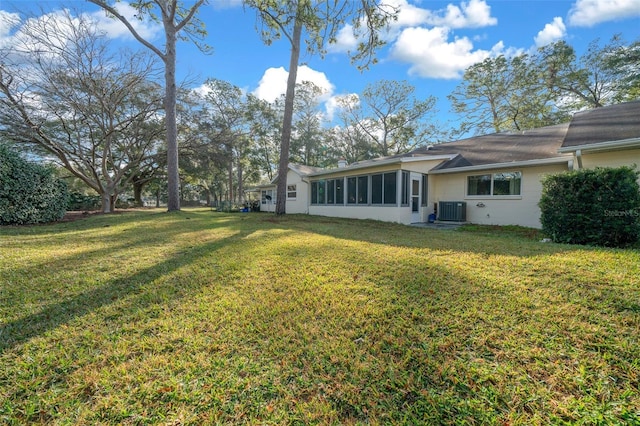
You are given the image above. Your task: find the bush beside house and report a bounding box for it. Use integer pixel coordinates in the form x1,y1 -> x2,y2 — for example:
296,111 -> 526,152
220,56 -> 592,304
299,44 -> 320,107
539,166 -> 640,247
0,146 -> 69,225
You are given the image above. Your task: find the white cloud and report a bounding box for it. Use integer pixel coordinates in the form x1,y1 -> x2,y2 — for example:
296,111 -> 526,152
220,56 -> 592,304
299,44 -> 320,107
388,0 -> 433,29
385,0 -> 496,30
434,0 -> 498,28
329,0 -> 497,54
210,0 -> 243,9
0,11 -> 20,40
329,23 -> 358,53
2,10 -> 83,59
534,17 -> 566,47
389,26 -> 499,79
253,65 -> 334,103
325,93 -> 360,121
568,0 -> 640,27
89,2 -> 162,40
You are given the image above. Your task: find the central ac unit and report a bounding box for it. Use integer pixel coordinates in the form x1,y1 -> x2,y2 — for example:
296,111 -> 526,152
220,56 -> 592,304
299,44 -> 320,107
438,201 -> 466,221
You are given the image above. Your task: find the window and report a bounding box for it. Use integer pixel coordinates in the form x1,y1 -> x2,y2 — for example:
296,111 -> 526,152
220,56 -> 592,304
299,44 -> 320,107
401,171 -> 410,206
317,180 -> 326,204
327,180 -> 335,204
467,172 -> 521,196
347,177 -> 357,204
357,176 -> 368,204
335,178 -> 344,205
383,172 -> 396,205
311,182 -> 318,204
371,174 -> 383,204
287,184 -> 297,199
493,172 -> 521,195
371,172 -> 399,205
467,174 -> 492,196
311,181 -> 326,204
346,175 -> 368,204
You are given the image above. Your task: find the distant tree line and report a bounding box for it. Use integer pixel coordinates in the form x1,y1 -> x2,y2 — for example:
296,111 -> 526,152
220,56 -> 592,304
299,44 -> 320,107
449,35 -> 640,136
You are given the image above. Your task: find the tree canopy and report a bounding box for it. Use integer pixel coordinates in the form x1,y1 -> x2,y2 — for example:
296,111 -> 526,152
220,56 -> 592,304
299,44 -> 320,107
88,0 -> 209,212
0,9 -> 164,213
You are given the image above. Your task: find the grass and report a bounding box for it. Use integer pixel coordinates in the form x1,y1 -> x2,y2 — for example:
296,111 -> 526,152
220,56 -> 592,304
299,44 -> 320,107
1,208 -> 639,425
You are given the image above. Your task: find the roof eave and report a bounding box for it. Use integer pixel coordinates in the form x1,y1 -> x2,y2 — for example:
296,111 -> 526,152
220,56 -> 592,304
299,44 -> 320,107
428,156 -> 573,174
307,154 -> 456,177
558,137 -> 640,153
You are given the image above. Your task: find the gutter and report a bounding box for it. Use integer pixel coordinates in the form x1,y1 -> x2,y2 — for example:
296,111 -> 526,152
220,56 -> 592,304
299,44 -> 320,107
575,149 -> 583,169
428,156 -> 573,174
307,154 -> 456,177
557,137 -> 640,154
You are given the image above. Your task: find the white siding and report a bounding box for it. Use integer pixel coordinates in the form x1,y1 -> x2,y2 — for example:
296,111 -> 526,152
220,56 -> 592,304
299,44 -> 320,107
309,205 -> 413,224
285,170 -> 309,214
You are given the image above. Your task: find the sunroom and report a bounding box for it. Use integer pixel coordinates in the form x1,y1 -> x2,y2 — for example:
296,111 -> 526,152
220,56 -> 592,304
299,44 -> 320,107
305,155 -> 454,225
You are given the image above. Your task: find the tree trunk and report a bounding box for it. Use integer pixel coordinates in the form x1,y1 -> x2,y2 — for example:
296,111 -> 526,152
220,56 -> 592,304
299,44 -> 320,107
164,19 -> 180,211
275,15 -> 303,215
101,192 -> 111,213
133,181 -> 144,207
228,150 -> 234,204
237,160 -> 243,204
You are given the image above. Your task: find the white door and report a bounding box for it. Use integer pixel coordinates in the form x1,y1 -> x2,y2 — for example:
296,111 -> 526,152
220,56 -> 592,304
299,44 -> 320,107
411,174 -> 421,223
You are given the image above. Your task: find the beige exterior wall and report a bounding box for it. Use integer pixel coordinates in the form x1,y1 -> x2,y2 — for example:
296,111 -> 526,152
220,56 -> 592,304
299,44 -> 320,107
579,148 -> 640,172
430,163 -> 569,228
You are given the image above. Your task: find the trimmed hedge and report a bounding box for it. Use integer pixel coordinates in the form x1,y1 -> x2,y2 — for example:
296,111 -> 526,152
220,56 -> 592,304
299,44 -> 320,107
0,146 -> 69,225
539,166 -> 640,247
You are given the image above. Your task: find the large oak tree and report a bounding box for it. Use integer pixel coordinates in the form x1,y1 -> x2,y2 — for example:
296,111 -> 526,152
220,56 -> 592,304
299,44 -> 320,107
0,9 -> 164,213
88,0 -> 208,211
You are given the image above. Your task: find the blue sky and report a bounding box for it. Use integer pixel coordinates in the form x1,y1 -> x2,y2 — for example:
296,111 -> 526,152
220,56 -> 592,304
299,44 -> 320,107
2,0 -> 640,132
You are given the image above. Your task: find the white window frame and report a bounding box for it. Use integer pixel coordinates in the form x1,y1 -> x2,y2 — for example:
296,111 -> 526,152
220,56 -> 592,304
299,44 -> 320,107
466,171 -> 522,197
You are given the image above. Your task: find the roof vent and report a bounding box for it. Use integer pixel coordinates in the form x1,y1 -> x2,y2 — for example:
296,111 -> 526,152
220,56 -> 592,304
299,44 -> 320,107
337,158 -> 348,168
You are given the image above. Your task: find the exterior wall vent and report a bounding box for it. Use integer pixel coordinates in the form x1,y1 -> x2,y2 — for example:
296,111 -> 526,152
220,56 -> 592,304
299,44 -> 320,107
438,201 -> 467,221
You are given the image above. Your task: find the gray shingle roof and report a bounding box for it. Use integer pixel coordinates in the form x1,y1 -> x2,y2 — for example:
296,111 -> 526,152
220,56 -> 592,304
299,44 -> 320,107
288,163 -> 326,176
561,100 -> 640,148
415,123 -> 570,171
289,101 -> 640,176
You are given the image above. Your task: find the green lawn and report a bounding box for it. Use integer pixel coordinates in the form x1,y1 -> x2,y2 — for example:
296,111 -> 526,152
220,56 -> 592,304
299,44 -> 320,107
1,208 -> 639,425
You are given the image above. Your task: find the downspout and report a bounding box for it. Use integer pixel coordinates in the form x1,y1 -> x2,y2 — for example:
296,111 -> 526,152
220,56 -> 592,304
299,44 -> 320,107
575,149 -> 583,169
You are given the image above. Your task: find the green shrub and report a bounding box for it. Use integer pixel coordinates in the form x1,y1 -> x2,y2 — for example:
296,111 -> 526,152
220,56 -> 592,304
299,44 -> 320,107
0,146 -> 69,225
68,192 -> 101,211
539,166 -> 640,247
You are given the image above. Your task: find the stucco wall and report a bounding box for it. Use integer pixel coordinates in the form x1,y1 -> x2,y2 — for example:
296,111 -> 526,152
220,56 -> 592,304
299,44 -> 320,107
309,205 -> 412,224
430,163 -> 569,228
580,149 -> 640,178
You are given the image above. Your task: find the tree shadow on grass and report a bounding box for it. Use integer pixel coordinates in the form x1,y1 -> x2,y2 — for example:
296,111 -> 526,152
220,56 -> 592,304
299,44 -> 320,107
0,220 -> 254,354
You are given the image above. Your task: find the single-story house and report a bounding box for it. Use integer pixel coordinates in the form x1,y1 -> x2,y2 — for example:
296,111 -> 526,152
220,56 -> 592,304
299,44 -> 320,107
258,101 -> 640,228
255,164 -> 325,213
